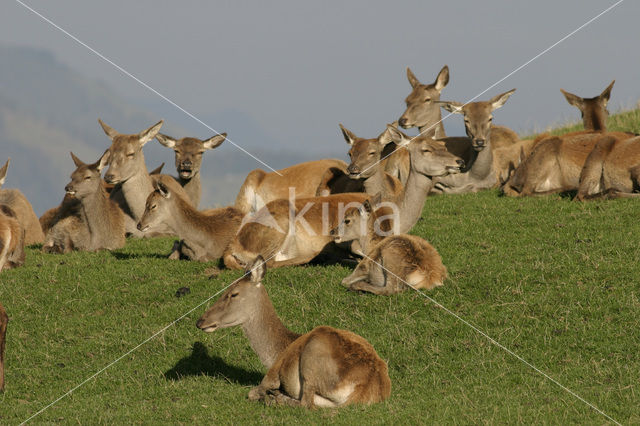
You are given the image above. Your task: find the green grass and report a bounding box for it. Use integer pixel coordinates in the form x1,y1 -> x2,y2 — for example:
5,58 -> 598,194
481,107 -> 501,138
2,112 -> 640,424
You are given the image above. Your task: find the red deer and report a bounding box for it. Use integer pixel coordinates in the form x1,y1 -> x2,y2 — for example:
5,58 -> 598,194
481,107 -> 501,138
196,257 -> 391,408
0,302 -> 7,392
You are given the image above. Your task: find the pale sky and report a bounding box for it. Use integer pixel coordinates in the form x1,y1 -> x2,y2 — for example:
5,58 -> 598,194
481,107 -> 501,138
2,0 -> 639,160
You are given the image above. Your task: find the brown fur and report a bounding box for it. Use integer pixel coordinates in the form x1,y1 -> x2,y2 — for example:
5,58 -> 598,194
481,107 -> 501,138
138,182 -> 243,261
0,205 -> 25,271
561,80 -> 614,132
576,134 -> 640,200
196,258 -> 391,408
0,302 -> 7,392
398,65 -> 449,138
334,200 -> 446,295
235,159 -> 350,215
0,159 -> 44,245
224,193 -> 371,269
156,132 -> 226,208
502,131 -> 634,197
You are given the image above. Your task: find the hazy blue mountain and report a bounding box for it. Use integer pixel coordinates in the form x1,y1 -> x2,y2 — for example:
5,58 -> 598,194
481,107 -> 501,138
0,45 -> 329,214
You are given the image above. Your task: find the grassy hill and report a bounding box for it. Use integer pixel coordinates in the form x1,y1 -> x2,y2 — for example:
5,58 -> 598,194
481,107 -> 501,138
1,112 -> 639,423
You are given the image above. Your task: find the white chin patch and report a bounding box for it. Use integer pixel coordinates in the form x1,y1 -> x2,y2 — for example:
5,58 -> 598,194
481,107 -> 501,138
202,326 -> 218,333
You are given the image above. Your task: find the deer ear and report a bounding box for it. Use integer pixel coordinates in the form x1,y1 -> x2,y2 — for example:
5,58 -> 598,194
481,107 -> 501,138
599,80 -> 615,106
560,89 -> 584,109
406,67 -> 421,89
387,125 -> 410,147
0,158 -> 9,187
362,199 -> 373,214
339,124 -> 358,146
156,181 -> 170,198
437,101 -> 464,114
490,89 -> 516,111
139,120 -> 164,146
155,133 -> 177,149
434,65 -> 449,92
70,152 -> 85,168
96,150 -> 110,172
203,133 -> 226,150
149,162 -> 165,175
248,256 -> 266,285
98,119 -> 119,140
378,125 -> 396,145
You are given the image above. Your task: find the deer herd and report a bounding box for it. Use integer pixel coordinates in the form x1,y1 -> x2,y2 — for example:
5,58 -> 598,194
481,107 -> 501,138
0,65 -> 638,408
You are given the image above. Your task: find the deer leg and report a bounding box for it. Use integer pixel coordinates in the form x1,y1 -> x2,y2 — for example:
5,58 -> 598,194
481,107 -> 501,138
0,303 -> 7,392
248,359 -> 284,402
264,389 -> 301,407
341,261 -> 370,287
167,240 -> 181,260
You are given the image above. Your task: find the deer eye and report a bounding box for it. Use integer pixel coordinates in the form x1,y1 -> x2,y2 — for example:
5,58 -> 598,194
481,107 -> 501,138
368,151 -> 376,156
84,176 -> 91,180
424,97 -> 431,102
126,153 -> 135,158
230,293 -> 239,298
344,219 -> 351,225
151,204 -> 157,210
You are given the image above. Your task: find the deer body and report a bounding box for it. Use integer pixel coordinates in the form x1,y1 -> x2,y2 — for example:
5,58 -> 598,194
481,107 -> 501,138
333,198 -> 446,295
138,182 -> 243,261
434,90 -> 518,192
0,302 -> 7,392
502,131 -> 634,197
196,258 -> 391,408
0,160 -> 44,245
0,205 -> 25,271
235,159 -> 350,215
576,135 -> 640,200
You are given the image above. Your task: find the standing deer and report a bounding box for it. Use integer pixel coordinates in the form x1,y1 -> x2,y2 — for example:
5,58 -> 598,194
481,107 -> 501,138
224,128 -> 463,269
155,132 -> 226,208
434,89 -> 518,192
137,181 -> 243,261
196,257 -> 391,408
561,80 -> 615,132
99,119 -> 191,237
0,159 -> 44,245
340,124 -> 403,202
332,196 -> 446,295
0,302 -> 7,392
0,205 -> 25,271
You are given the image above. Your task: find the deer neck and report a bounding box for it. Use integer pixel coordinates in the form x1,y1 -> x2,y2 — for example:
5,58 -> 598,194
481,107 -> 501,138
398,166 -> 433,233
80,186 -> 112,247
419,120 -> 445,139
467,140 -> 494,180
359,219 -> 384,254
241,290 -> 301,369
362,169 -> 386,197
178,172 -> 201,208
584,110 -> 606,131
120,160 -> 153,221
164,196 -> 210,247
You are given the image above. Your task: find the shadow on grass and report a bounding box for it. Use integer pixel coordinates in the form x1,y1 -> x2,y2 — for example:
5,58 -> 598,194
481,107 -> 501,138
109,251 -> 168,260
164,342 -> 262,386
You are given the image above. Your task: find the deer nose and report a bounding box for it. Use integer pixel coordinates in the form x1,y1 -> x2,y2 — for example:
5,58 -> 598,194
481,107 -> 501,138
105,173 -> 116,183
64,184 -> 73,192
347,164 -> 360,175
196,318 -> 204,329
398,117 -> 408,127
475,139 -> 485,147
181,160 -> 192,167
136,222 -> 143,231
457,159 -> 465,167
329,227 -> 337,236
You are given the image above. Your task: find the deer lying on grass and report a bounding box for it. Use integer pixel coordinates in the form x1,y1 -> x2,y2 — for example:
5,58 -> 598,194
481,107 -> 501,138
489,81 -> 617,186
332,196 -> 446,295
196,257 -> 391,408
99,119 -> 191,237
137,181 -> 243,261
576,134 -> 640,200
235,159 -> 351,215
44,152 -> 125,253
341,124 -> 403,202
0,302 -> 7,392
502,130 -> 635,197
561,80 -> 615,132
0,205 -> 25,271
155,132 -> 226,208
224,130 -> 463,269
434,89 -> 518,192
0,159 -> 44,245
